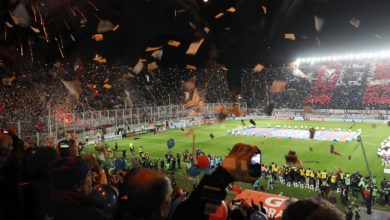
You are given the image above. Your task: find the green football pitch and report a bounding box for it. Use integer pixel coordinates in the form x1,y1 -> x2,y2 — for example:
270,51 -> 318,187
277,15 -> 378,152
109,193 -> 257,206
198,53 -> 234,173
84,119 -> 390,211
96,119 -> 388,179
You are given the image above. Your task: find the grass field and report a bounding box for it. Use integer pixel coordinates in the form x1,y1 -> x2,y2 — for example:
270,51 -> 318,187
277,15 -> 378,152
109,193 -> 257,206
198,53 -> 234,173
84,119 -> 390,211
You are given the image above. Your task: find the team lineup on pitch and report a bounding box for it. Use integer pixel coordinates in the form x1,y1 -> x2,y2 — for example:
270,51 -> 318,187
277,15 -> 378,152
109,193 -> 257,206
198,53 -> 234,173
90,119 -> 389,185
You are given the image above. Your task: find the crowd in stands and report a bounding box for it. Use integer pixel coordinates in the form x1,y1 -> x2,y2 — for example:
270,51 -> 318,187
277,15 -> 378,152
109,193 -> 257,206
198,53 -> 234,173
241,60 -> 390,110
0,61 -> 231,124
3,60 -> 390,127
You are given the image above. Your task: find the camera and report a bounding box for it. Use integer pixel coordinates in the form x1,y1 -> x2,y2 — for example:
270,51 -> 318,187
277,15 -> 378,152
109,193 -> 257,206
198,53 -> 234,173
249,151 -> 261,178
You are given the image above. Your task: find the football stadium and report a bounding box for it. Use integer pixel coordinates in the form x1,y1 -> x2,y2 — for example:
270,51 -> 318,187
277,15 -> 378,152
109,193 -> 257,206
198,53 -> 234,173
2,0 -> 390,220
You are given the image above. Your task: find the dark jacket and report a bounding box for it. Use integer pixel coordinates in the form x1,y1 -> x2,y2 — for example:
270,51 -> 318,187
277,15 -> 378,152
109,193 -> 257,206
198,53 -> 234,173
43,190 -> 112,220
171,167 -> 234,220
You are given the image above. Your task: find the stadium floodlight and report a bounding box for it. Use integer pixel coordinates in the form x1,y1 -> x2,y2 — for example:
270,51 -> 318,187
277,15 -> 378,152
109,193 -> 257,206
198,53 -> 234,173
296,49 -> 390,63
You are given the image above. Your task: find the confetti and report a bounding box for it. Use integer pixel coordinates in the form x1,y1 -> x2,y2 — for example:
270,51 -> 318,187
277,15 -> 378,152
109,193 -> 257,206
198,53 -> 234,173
185,128 -> 194,137
11,3 -> 30,27
270,80 -> 287,93
28,37 -> 33,62
62,79 -> 82,95
349,17 -> 360,28
185,64 -> 197,70
303,105 -> 313,113
316,37 -> 321,47
227,107 -> 242,117
285,150 -> 302,167
113,24 -> 120,31
168,40 -> 181,47
91,34 -> 104,41
345,72 -> 353,80
330,144 -> 342,156
254,64 -> 264,73
292,67 -> 310,80
104,77 -> 109,83
314,16 -> 325,32
264,103 -> 275,116
28,26 -> 40,34
103,84 -> 112,89
184,88 -> 202,111
184,77 -> 196,90
97,20 -> 114,33
261,6 -> 267,14
93,54 -> 107,63
204,27 -> 210,34
145,46 -> 163,52
215,13 -> 224,19
88,0 -> 99,11
284,33 -> 296,40
226,7 -> 236,13
5,22 -> 13,28
151,50 -> 163,60
2,76 -> 16,86
70,34 -> 76,42
189,21 -> 197,30
147,62 -> 158,72
186,38 -> 204,55
74,7 -> 88,24
133,59 -> 144,74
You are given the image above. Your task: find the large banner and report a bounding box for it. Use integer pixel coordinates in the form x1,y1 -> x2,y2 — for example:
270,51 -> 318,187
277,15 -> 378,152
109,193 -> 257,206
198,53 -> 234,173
305,117 -> 324,121
274,116 -> 293,120
234,190 -> 289,220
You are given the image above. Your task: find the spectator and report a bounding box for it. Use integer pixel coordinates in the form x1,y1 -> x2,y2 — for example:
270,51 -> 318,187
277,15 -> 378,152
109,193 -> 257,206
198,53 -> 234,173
259,201 -> 267,215
172,143 -> 259,220
282,198 -> 345,220
0,133 -> 20,219
345,206 -> 353,220
124,143 -> 259,220
28,147 -> 59,219
44,157 -> 112,220
124,168 -> 172,220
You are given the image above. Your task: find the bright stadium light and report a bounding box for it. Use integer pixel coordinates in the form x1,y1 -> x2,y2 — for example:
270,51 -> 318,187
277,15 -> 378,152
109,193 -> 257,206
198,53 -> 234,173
296,49 -> 390,63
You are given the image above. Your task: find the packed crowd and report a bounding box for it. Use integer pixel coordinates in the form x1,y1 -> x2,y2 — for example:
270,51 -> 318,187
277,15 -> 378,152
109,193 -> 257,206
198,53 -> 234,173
1,126 -> 352,220
242,61 -> 390,110
0,61 -> 232,124
4,60 -> 390,126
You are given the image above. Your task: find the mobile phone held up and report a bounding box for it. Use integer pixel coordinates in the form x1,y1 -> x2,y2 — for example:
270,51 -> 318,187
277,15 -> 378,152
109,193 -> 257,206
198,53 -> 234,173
232,200 -> 241,206
60,143 -> 70,148
249,150 -> 261,178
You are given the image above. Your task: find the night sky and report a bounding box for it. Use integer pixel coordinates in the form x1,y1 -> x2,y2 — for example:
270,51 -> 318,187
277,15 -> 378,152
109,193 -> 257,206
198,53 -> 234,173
1,0 -> 390,93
